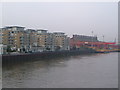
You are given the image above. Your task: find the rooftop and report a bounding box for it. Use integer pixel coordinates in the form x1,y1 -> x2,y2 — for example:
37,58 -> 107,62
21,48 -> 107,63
37,29 -> 48,31
53,32 -> 65,34
4,26 -> 25,28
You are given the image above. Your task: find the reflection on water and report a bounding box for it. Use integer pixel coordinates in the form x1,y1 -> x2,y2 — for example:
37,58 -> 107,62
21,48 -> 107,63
3,53 -> 118,88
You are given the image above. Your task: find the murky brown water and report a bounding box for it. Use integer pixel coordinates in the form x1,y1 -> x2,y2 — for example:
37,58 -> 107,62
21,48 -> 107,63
2,52 -> 118,88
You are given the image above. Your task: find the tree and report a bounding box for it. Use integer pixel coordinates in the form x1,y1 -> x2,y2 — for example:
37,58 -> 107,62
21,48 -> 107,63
7,45 -> 12,52
46,47 -> 50,51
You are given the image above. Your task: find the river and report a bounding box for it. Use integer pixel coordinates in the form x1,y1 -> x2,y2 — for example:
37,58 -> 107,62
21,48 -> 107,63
2,52 -> 118,88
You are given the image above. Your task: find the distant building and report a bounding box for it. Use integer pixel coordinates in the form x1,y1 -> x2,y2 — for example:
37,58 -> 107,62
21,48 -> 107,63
53,32 -> 70,51
36,31 -> 70,51
1,26 -> 70,53
25,29 -> 37,52
72,35 -> 98,42
1,26 -> 26,52
45,33 -> 55,51
70,35 -> 99,50
36,29 -> 49,52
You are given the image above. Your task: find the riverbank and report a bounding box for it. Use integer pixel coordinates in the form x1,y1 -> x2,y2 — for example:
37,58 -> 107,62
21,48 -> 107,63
2,48 -> 119,65
2,49 -> 96,65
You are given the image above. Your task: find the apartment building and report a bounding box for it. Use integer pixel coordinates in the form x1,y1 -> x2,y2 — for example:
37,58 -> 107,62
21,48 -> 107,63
36,29 -> 48,51
36,29 -> 55,51
0,28 -> 7,54
1,26 -> 70,53
25,29 -> 37,52
2,26 -> 26,52
53,32 -> 70,51
0,28 -> 2,44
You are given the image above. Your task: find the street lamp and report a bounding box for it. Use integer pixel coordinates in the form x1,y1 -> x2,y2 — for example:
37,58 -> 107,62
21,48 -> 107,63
102,35 -> 105,49
102,35 -> 104,42
114,38 -> 116,43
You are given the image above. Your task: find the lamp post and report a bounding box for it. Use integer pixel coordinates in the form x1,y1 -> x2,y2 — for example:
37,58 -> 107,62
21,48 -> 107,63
102,35 -> 104,42
102,35 -> 105,49
114,38 -> 116,43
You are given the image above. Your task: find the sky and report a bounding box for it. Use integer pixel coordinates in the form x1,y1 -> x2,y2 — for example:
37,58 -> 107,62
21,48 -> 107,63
0,2 -> 118,42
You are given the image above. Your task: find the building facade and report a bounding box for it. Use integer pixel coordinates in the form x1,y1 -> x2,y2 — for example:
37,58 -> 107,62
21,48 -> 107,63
36,29 -> 49,52
1,26 -> 70,53
72,35 -> 98,42
36,29 -> 56,51
70,35 -> 99,49
53,32 -> 70,51
25,29 -> 38,52
2,26 -> 26,52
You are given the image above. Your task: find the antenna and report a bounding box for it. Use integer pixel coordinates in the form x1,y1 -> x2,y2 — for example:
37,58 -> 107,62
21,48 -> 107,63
102,35 -> 104,42
114,38 -> 116,43
91,31 -> 94,47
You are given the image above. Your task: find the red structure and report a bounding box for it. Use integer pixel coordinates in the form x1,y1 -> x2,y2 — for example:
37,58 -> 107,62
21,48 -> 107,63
70,34 -> 119,51
70,38 -> 116,49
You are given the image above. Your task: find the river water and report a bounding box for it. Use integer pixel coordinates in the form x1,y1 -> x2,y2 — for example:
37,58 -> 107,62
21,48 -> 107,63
2,52 -> 118,88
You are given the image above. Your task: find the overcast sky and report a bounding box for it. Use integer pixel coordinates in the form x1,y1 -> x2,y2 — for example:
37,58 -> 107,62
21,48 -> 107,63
1,2 -> 118,42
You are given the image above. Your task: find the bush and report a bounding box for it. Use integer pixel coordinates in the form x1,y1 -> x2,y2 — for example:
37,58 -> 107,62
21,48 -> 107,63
7,45 -> 12,52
